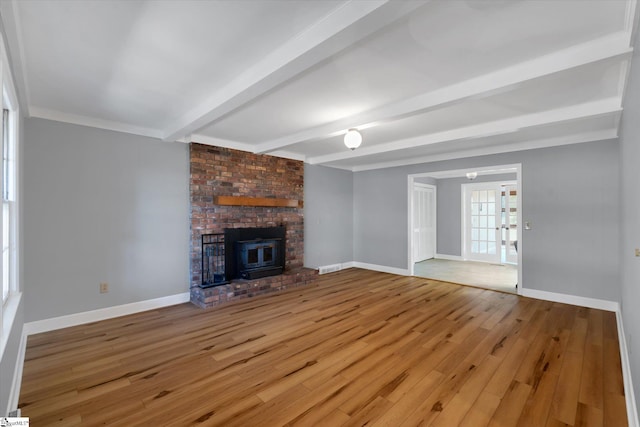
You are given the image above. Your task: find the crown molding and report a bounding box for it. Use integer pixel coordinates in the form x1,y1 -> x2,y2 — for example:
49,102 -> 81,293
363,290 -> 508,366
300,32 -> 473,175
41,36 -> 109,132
29,107 -> 165,139
1,0 -> 30,115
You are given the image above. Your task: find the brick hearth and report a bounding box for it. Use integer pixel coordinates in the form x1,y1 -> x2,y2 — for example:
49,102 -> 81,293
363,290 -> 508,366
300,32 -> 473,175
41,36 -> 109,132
189,143 -> 316,308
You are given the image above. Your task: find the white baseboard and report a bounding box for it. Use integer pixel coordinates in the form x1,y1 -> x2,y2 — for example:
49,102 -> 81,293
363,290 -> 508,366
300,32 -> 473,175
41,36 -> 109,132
520,288 -> 619,312
616,310 -> 639,427
23,292 -> 191,336
351,261 -> 410,276
434,254 -> 463,261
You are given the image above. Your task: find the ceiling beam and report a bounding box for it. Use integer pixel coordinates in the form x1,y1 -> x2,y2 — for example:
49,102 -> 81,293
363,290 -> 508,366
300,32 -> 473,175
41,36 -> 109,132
256,32 -> 632,154
189,134 -> 256,153
161,0 -> 425,142
342,129 -> 619,172
306,98 -> 622,165
190,134 -> 306,161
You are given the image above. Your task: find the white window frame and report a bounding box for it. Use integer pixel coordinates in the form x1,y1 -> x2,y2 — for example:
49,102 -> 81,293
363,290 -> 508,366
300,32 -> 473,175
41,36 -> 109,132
2,92 -> 17,304
0,26 -> 22,363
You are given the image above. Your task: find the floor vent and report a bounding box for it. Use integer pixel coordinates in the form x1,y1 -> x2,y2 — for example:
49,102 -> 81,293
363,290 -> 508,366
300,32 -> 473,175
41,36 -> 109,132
318,264 -> 342,275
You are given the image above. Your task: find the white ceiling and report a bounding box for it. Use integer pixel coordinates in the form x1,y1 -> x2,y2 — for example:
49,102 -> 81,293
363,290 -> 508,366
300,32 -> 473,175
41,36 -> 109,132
2,0 -> 637,171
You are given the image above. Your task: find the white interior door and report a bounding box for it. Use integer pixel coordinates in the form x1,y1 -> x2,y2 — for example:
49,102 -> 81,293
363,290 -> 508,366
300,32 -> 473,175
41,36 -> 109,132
412,184 -> 436,263
464,183 -> 501,264
503,184 -> 518,264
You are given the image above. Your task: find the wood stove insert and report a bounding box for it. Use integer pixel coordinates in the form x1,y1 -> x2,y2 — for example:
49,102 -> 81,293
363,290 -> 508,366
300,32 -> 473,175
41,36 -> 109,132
224,226 -> 286,281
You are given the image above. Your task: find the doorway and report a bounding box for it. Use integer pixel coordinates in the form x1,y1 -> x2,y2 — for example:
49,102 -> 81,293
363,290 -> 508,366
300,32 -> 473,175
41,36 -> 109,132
408,165 -> 522,294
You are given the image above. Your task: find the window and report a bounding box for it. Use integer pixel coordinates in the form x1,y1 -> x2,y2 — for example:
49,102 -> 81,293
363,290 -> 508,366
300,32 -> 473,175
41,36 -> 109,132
1,13 -> 21,363
2,106 -> 14,304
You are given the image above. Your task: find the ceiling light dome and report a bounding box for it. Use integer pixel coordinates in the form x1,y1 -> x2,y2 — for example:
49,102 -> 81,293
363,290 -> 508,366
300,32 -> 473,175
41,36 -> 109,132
344,129 -> 362,150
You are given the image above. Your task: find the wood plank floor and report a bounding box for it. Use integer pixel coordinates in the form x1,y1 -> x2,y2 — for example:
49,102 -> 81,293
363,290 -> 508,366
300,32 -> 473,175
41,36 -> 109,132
19,269 -> 628,426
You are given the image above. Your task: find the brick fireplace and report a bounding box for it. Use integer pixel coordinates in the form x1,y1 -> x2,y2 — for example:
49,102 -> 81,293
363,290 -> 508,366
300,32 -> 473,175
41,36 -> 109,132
189,143 -> 317,308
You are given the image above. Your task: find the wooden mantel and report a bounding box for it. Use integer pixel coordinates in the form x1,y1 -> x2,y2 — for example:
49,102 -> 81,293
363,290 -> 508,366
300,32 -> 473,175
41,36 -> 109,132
214,196 -> 302,208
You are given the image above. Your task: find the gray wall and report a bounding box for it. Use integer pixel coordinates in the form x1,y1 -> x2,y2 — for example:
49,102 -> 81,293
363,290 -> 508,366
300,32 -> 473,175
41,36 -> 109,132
414,177 -> 436,185
436,173 -> 516,257
353,140 -> 620,302
353,165 -> 409,270
23,118 -> 190,322
619,27 -> 640,411
304,164 -> 353,267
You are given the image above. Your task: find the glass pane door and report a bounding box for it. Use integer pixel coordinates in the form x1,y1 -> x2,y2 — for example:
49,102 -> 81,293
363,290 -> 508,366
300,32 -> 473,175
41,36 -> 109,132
465,184 -> 501,263
503,184 -> 518,264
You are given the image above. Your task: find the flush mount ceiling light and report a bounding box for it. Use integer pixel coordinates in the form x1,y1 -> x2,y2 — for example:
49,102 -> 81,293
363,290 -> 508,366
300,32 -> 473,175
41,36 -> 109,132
344,129 -> 362,150
466,172 -> 478,180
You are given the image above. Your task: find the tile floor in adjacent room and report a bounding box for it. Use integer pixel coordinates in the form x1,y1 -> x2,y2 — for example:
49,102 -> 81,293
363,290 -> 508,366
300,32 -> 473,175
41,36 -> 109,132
414,258 -> 518,294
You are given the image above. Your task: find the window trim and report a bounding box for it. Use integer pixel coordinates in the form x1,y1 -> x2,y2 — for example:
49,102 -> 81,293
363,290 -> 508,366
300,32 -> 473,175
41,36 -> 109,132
2,88 -> 18,307
0,25 -> 22,362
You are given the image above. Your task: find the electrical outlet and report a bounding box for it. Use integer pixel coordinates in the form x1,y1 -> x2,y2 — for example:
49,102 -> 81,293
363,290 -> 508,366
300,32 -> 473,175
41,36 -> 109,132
635,248 -> 640,257
100,282 -> 109,293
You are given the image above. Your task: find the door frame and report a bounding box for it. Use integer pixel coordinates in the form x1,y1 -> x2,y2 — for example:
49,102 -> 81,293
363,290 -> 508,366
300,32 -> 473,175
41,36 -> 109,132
411,182 -> 437,263
407,164 -> 523,295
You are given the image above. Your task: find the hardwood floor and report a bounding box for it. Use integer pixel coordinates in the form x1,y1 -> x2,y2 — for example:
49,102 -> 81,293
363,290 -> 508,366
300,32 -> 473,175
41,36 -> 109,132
19,269 -> 628,426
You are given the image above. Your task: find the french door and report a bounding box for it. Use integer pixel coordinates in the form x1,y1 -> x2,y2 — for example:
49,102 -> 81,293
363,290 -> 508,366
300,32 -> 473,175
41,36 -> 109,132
412,183 -> 436,263
502,184 -> 518,264
464,183 -> 502,264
